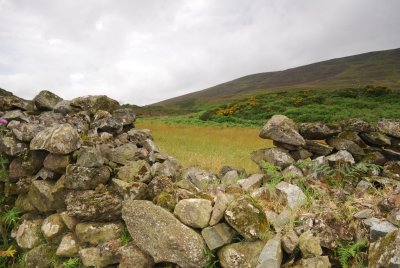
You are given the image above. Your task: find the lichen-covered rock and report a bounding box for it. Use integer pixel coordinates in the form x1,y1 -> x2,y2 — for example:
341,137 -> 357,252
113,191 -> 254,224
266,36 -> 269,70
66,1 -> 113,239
70,95 -> 120,115
304,140 -> 334,156
63,164 -> 111,190
25,244 -> 55,268
218,241 -> 265,268
275,181 -> 307,210
259,115 -> 305,146
221,170 -> 240,185
251,147 -> 294,169
174,198 -> 213,228
9,150 -> 47,181
75,222 -> 124,245
290,148 -> 313,161
238,174 -> 265,191
383,161 -> 400,180
53,100 -> 76,114
127,128 -> 153,144
325,150 -> 355,165
151,157 -> 183,180
12,123 -> 46,142
113,108 -> 136,126
76,147 -> 104,168
224,196 -> 269,241
378,119 -> 400,138
299,122 -> 341,140
257,235 -> 282,268
30,124 -> 82,154
79,247 -> 119,267
201,223 -> 236,250
41,213 -> 66,243
33,90 -> 63,111
28,180 -> 64,212
43,153 -> 71,174
101,143 -> 138,165
56,233 -> 79,257
299,231 -> 323,258
15,219 -> 43,249
181,167 -> 218,189
363,217 -> 398,241
117,160 -> 152,183
282,230 -> 299,254
111,178 -> 148,200
15,193 -> 37,213
0,136 -> 27,156
59,211 -> 78,230
118,242 -> 154,268
326,137 -> 365,159
0,95 -> 33,111
368,229 -> 400,268
360,132 -> 392,146
65,189 -> 122,221
340,118 -> 374,133
291,256 -> 331,268
209,191 -> 233,226
122,200 -> 207,268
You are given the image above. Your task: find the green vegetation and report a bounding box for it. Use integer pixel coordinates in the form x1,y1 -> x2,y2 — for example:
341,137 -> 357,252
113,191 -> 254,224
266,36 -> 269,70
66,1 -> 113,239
336,240 -> 368,268
203,247 -> 220,268
119,227 -> 133,245
62,257 -> 84,268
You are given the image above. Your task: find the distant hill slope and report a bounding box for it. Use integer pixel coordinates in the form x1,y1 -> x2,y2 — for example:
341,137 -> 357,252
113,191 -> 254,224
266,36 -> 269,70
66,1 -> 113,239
154,48 -> 400,108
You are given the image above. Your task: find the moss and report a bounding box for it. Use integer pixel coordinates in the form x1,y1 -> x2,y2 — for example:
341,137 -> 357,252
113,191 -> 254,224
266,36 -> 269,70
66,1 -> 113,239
154,192 -> 177,212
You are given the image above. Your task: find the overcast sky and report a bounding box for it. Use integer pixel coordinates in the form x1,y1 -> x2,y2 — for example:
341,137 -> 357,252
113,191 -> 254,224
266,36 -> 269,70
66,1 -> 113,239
1,0 -> 399,105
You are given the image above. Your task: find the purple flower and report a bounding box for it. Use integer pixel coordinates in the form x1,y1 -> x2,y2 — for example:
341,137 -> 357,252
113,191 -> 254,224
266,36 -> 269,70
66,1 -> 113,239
0,118 -> 8,126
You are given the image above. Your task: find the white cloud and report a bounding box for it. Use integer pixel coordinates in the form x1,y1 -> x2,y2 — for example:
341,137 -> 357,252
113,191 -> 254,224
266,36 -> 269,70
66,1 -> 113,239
0,0 -> 399,106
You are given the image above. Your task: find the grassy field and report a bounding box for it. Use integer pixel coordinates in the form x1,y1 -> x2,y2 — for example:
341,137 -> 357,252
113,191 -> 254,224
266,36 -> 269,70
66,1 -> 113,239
136,119 -> 272,173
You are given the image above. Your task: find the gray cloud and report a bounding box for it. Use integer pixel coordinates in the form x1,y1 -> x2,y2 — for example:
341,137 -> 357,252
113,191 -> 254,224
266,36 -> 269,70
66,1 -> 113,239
0,0 -> 399,105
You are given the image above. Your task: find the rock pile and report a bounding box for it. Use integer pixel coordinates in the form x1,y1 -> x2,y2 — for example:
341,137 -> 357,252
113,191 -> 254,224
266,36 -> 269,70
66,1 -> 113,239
0,90 -> 399,268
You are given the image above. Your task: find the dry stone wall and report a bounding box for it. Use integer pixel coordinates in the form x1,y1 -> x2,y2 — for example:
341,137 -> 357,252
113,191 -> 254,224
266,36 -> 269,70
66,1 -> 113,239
0,90 -> 399,268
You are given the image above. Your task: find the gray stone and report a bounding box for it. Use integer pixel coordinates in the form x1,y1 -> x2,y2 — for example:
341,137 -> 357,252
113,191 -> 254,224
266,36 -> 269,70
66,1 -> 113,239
304,140 -> 334,156
282,165 -> 304,179
219,165 -> 246,178
9,151 -> 47,181
353,209 -> 374,219
53,100 -> 76,115
76,147 -> 104,167
104,143 -> 138,165
12,123 -> 46,142
276,181 -> 307,210
388,208 -> 400,227
201,223 -> 236,250
122,200 -> 207,268
292,256 -> 331,268
43,153 -> 71,174
174,198 -> 213,228
238,174 -> 265,191
30,124 -> 82,154
28,180 -> 63,213
33,90 -> 63,111
299,231 -> 323,258
56,233 -> 79,257
0,136 -> 27,156
326,137 -> 365,159
2,109 -> 29,122
299,122 -> 341,140
221,170 -> 240,185
118,242 -> 154,268
209,191 -> 232,226
143,138 -> 160,153
182,167 -> 219,189
340,118 -> 374,133
59,211 -> 78,230
259,115 -> 305,146
75,222 -> 124,245
290,148 -> 313,161
117,160 -> 152,183
41,213 -> 66,243
224,196 -> 269,241
15,219 -> 43,249
218,241 -> 264,268
368,229 -> 400,268
113,108 -> 136,126
282,230 -> 299,254
360,132 -> 392,146
70,95 -> 120,115
325,150 -> 355,165
111,178 -> 148,200
63,164 -> 110,190
127,128 -> 153,145
251,147 -> 294,169
257,235 -> 282,268
363,217 -> 398,241
79,247 -> 119,267
378,119 -> 400,138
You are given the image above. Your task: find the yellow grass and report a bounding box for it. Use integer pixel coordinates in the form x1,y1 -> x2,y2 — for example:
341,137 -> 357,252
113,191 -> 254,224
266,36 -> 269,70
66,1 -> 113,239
136,119 -> 273,173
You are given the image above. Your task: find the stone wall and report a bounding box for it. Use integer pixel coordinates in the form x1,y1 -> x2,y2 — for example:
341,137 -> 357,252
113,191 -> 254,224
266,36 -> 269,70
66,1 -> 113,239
0,90 -> 399,267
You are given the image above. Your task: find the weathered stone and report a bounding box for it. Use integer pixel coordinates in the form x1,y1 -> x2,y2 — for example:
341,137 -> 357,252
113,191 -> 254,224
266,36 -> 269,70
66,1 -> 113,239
360,132 -> 391,146
63,164 -> 110,190
143,138 -> 160,153
0,95 -> 33,111
59,211 -> 78,230
103,143 -> 138,165
259,115 -> 305,146
9,151 -> 47,180
326,137 -> 365,159
224,196 -> 269,241
290,148 -> 313,161
218,241 -> 264,268
0,136 -> 27,156
325,150 -> 355,165
273,140 -> 299,150
299,231 -> 323,258
28,180 -> 63,212
117,160 -> 152,183
219,165 -> 246,178
201,223 -> 236,250
25,244 -> 55,268
113,108 -> 136,126
174,198 -> 213,228
304,140 -> 334,156
33,90 -> 63,111
257,235 -> 282,268
127,128 -> 153,144
93,114 -> 124,134
282,165 -> 304,179
53,100 -> 77,115
383,161 -> 400,180
292,256 -> 331,268
56,233 -> 79,257
43,153 -> 71,174
111,178 -> 148,200
362,151 -> 387,165
378,119 -> 400,138
265,209 -> 292,230
76,147 -> 104,167
276,181 -> 307,210
41,213 -> 66,243
182,167 -> 219,189
238,174 -> 265,191
15,219 -> 43,249
65,111 -> 91,134
388,208 -> 400,227
378,194 -> 400,213
151,157 -> 183,180
65,189 -> 122,221
340,118 -> 374,133
368,230 -> 400,268
221,170 -> 240,185
122,200 -> 207,268
12,123 -> 46,142
251,147 -> 294,169
30,124 -> 82,154
363,217 -> 398,241
70,95 -> 120,115
299,122 -> 341,140
353,209 -> 374,219
118,242 -> 154,268
209,191 -> 233,226
282,230 -> 299,254
75,222 -> 124,245
15,193 -> 36,213
79,247 -> 119,267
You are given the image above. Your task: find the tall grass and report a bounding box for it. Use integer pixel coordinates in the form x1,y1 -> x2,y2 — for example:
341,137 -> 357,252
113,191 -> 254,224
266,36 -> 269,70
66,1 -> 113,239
136,120 -> 272,173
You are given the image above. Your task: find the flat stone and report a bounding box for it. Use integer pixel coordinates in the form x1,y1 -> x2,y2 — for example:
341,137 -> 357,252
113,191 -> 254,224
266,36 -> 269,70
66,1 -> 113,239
12,123 -> 46,142
76,147 -> 104,167
218,241 -> 265,268
257,235 -> 282,268
299,122 -> 341,139
363,217 -> 398,241
30,124 -> 82,154
238,174 -> 265,191
102,143 -> 138,165
201,223 -> 236,250
70,95 -> 120,115
209,191 -> 232,226
111,178 -> 148,200
340,118 -> 374,132
304,140 -> 334,156
353,209 -> 374,219
75,222 -> 124,245
325,150 -> 355,165
360,132 -> 392,146
259,115 -> 305,146
43,153 -> 71,174
56,233 -> 79,257
28,180 -> 63,213
122,200 -> 207,268
117,160 -> 152,183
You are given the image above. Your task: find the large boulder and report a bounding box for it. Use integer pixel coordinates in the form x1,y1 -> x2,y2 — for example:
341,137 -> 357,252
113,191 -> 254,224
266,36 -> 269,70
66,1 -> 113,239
30,124 -> 82,154
218,241 -> 265,268
70,95 -> 120,115
368,229 -> 400,268
100,143 -> 138,165
117,160 -> 152,183
259,115 -> 305,146
33,90 -> 63,111
122,200 -> 207,268
299,122 -> 341,140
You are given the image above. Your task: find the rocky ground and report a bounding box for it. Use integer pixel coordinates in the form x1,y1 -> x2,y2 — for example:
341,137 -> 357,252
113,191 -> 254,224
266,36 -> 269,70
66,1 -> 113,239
0,89 -> 399,268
